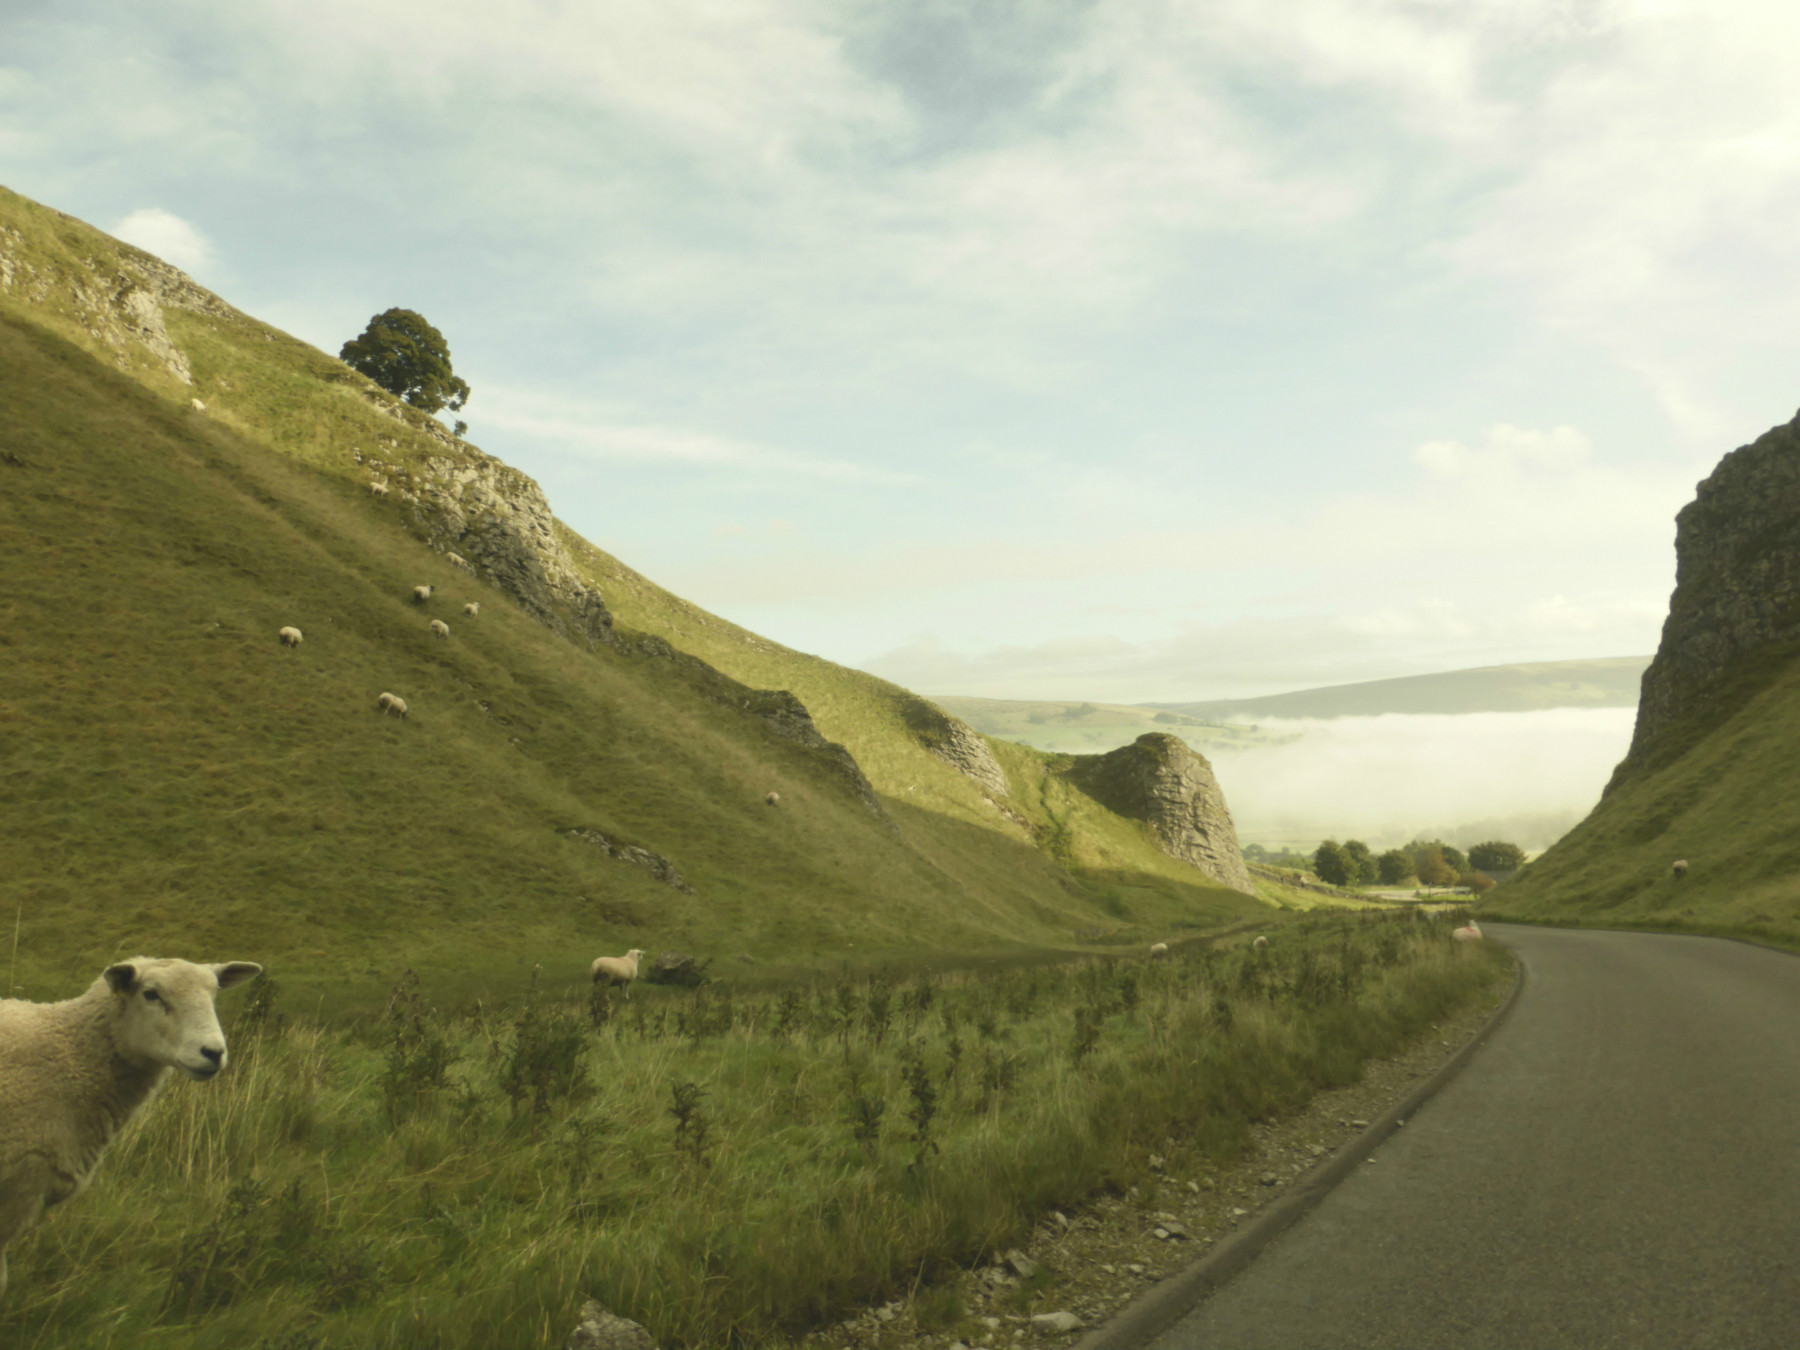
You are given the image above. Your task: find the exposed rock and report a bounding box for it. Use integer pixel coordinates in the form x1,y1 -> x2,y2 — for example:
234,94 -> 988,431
564,1299 -> 657,1350
1623,409 -> 1800,777
1065,734 -> 1255,894
898,694 -> 1010,798
558,828 -> 692,892
1005,1248 -> 1039,1279
1030,1311 -> 1085,1334
645,951 -> 710,987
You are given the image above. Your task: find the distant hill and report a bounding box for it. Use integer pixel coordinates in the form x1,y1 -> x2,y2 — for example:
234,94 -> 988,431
1489,415 -> 1800,948
0,186 -> 1274,1011
1144,657 -> 1651,722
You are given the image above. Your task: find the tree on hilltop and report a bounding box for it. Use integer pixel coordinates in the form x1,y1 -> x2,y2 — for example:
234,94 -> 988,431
340,308 -> 471,416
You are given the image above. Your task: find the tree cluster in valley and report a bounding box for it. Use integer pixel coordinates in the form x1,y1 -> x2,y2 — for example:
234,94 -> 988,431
1309,837 -> 1522,891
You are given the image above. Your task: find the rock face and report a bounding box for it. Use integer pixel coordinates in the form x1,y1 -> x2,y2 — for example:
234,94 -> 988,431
564,1300 -> 657,1350
1067,734 -> 1255,894
1626,409 -> 1800,773
899,695 -> 1010,798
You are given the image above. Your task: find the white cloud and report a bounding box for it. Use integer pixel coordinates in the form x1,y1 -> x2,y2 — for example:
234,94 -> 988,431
1413,423 -> 1592,477
108,207 -> 215,275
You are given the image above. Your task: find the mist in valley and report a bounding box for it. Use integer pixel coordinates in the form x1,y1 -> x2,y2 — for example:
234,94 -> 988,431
1208,706 -> 1638,854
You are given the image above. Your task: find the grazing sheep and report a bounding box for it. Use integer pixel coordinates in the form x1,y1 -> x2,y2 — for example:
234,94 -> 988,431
764,791 -> 780,807
1149,942 -> 1169,958
428,619 -> 449,640
377,691 -> 408,719
412,584 -> 434,605
1453,921 -> 1483,942
590,949 -> 646,998
463,602 -> 480,617
1672,859 -> 1689,880
368,481 -> 389,497
1252,935 -> 1269,951
0,957 -> 261,1299
277,626 -> 303,648
446,552 -> 466,568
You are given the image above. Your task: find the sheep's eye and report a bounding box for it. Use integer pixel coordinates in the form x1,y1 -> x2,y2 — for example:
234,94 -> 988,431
142,989 -> 162,1004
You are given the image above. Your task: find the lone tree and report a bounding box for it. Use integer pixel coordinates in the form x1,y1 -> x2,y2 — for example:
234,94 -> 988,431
340,309 -> 470,416
1468,840 -> 1526,872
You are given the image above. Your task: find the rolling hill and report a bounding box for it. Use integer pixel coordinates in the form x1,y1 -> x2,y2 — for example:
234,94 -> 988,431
0,186 -> 1283,1013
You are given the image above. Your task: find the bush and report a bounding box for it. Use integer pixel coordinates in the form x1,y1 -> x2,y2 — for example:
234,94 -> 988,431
1460,871 -> 1497,894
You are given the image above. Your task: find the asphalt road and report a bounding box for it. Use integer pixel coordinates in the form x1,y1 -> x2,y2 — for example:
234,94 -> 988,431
1146,925 -> 1800,1350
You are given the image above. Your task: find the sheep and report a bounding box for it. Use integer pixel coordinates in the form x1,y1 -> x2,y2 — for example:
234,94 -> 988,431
590,949 -> 646,998
764,791 -> 780,807
1672,859 -> 1688,880
0,957 -> 261,1298
428,619 -> 449,640
377,691 -> 408,719
463,602 -> 480,617
1149,942 -> 1169,958
446,552 -> 466,568
277,626 -> 303,648
412,585 -> 434,605
1252,935 -> 1269,951
1453,921 -> 1483,942
368,481 -> 389,497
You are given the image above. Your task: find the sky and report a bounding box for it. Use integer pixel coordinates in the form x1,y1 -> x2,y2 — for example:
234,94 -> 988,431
6,0 -> 1799,702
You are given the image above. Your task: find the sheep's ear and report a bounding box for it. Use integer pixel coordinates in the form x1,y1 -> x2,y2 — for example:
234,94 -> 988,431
212,962 -> 263,990
103,963 -> 138,994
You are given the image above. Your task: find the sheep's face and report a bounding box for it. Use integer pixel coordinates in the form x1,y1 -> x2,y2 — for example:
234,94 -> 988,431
104,959 -> 263,1080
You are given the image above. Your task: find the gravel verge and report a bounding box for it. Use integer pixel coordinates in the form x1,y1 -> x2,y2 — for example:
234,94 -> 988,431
795,974 -> 1517,1350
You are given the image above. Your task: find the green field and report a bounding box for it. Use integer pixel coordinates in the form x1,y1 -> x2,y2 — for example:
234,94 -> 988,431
0,915 -> 1507,1349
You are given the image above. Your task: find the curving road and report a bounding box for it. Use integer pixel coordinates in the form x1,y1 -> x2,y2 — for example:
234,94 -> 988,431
1144,924 -> 1800,1350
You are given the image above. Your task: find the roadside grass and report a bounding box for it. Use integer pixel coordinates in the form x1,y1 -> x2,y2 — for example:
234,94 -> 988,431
0,910 -> 1510,1349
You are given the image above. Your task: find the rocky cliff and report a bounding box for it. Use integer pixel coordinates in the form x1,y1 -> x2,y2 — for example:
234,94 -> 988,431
897,693 -> 1011,800
1624,408 -> 1800,775
1066,733 -> 1254,894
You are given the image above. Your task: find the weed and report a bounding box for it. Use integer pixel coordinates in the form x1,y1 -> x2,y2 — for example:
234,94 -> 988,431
669,1080 -> 712,1168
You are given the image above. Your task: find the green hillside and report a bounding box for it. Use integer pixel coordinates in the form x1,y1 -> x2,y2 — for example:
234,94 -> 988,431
0,187 -> 1277,1011
1486,638 -> 1800,946
929,695 -> 1280,755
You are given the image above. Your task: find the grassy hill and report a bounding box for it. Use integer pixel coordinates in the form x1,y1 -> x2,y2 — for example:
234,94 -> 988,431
1147,656 -> 1650,722
0,187 -> 1282,1013
929,695 -> 1280,756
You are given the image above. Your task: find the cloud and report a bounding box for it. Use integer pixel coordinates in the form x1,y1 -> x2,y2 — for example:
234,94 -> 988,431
1412,423 -> 1592,478
108,207 -> 216,275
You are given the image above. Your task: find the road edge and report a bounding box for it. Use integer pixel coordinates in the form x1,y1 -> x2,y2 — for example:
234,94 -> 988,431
1071,952 -> 1528,1350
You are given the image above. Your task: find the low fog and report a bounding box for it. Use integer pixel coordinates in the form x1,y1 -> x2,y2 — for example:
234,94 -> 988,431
1209,707 -> 1639,853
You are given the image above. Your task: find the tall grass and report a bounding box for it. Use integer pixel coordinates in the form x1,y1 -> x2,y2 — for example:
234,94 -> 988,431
2,912 -> 1508,1349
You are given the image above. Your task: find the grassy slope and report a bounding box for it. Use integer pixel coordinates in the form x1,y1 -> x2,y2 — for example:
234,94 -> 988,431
0,190 -> 1271,1009
1484,639 -> 1800,946
927,695 -> 1277,756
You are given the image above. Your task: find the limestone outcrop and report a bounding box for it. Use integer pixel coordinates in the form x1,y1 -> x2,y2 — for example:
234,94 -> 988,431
898,695 -> 1010,799
1625,408 -> 1800,773
1066,733 -> 1254,894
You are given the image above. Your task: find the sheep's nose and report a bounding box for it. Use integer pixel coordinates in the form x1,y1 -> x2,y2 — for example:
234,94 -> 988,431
200,1046 -> 224,1067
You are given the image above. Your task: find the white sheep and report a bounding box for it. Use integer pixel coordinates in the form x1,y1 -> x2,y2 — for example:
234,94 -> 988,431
1252,935 -> 1269,951
590,949 -> 646,998
463,602 -> 480,617
446,552 -> 466,568
1672,859 -> 1688,880
0,957 -> 261,1298
377,691 -> 408,719
1452,921 -> 1483,942
1149,942 -> 1169,958
428,619 -> 449,640
277,626 -> 303,648
368,481 -> 389,497
764,791 -> 780,807
412,584 -> 434,604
